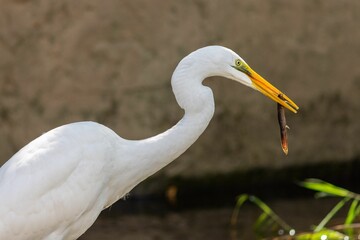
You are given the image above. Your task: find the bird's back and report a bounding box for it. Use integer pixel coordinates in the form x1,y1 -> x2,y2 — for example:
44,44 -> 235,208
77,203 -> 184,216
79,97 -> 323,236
0,121 -> 122,240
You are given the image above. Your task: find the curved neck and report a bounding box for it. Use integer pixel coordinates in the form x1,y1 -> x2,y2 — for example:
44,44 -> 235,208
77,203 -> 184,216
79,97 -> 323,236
135,102 -> 214,177
122,60 -> 215,188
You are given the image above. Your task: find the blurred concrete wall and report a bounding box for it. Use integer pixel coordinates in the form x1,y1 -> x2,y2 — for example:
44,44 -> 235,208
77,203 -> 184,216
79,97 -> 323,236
0,0 -> 359,177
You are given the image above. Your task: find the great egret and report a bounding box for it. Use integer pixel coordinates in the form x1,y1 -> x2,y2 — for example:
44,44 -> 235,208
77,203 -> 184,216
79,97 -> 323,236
0,46 -> 298,239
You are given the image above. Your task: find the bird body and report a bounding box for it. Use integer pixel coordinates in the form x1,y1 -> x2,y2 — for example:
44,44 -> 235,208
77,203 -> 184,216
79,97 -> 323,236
0,122 -> 120,239
0,46 -> 298,239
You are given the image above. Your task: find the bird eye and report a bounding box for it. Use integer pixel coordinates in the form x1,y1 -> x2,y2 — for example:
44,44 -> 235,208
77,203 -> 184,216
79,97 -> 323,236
235,59 -> 242,67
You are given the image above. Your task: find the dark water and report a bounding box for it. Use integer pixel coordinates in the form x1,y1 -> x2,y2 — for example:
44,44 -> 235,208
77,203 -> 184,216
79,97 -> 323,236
80,197 -> 348,240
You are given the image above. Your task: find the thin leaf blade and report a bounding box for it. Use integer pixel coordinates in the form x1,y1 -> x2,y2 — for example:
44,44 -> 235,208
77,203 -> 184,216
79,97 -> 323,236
314,198 -> 350,232
345,199 -> 359,225
300,179 -> 350,198
230,194 -> 249,226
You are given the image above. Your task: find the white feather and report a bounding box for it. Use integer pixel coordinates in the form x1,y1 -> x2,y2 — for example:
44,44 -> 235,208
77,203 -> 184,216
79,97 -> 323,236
0,46 -> 272,239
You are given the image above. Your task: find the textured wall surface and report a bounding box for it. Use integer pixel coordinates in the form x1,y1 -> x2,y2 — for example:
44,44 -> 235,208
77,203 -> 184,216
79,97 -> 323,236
0,0 -> 359,177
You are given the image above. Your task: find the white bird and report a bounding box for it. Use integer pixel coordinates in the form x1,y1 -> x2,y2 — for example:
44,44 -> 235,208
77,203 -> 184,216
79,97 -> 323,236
0,46 -> 298,240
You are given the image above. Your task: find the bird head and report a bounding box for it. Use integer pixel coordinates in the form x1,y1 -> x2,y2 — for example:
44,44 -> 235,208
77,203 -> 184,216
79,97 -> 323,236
217,46 -> 299,113
173,46 -> 299,113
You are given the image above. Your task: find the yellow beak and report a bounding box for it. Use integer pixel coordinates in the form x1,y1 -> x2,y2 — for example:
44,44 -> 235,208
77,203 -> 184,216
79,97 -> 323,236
248,67 -> 299,113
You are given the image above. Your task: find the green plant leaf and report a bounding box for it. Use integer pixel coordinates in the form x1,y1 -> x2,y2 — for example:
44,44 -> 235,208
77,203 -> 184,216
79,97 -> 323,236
230,194 -> 249,226
254,212 -> 271,232
355,203 -> 360,217
300,179 -> 350,198
248,195 -> 292,232
345,199 -> 359,225
314,198 -> 350,232
296,229 -> 347,240
249,195 -> 273,215
314,192 -> 333,199
344,199 -> 360,237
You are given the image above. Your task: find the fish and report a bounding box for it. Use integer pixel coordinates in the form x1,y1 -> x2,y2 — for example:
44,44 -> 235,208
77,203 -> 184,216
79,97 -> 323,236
277,94 -> 289,155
